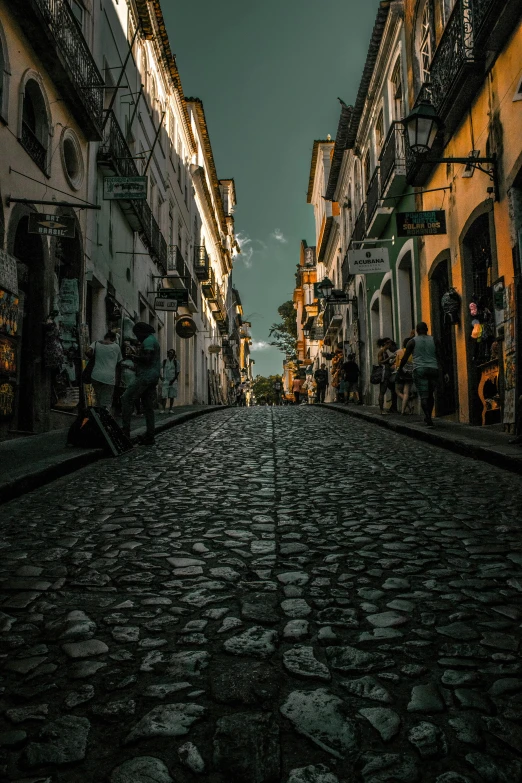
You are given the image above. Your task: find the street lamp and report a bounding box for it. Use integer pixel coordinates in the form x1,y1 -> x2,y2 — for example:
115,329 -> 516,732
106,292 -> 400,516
303,324 -> 311,338
317,277 -> 334,300
404,100 -> 497,194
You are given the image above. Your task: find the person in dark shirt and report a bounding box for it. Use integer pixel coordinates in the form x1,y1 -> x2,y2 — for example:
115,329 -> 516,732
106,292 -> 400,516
314,364 -> 329,403
342,353 -> 361,404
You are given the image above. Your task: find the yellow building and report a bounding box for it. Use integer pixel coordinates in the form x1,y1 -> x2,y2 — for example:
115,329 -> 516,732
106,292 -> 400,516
404,0 -> 522,428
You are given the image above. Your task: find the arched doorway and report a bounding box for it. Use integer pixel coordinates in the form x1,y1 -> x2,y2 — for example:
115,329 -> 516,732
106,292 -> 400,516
463,213 -> 498,425
397,250 -> 415,342
430,255 -> 458,416
12,214 -> 46,431
380,278 -> 393,341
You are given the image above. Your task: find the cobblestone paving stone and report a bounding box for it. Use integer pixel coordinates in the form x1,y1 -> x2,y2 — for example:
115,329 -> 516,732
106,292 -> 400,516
1,406 -> 522,782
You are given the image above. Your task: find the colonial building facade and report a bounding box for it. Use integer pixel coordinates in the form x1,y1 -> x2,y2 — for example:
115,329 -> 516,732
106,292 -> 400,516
0,0 -> 242,440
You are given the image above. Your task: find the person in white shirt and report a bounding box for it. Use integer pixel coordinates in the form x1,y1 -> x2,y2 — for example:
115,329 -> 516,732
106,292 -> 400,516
85,331 -> 122,410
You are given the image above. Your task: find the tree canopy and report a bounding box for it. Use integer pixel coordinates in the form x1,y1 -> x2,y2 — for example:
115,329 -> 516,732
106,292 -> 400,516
252,374 -> 283,405
269,300 -> 297,355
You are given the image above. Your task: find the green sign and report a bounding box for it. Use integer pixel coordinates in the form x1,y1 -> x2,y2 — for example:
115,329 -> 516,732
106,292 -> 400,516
396,210 -> 447,237
103,176 -> 148,200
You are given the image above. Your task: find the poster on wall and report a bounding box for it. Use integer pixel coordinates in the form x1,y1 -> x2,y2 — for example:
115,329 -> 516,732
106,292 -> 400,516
501,282 -> 516,425
0,250 -> 18,295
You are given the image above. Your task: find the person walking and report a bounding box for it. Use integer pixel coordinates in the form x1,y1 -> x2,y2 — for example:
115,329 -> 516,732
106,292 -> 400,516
394,337 -> 415,414
292,376 -> 303,405
121,322 -> 161,445
314,363 -> 329,403
377,337 -> 398,415
85,331 -> 122,410
342,353 -> 361,404
398,322 -> 445,427
160,349 -> 179,413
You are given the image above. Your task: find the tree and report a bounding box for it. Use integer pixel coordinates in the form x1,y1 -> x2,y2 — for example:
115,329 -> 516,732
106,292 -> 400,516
252,374 -> 283,405
269,300 -> 297,355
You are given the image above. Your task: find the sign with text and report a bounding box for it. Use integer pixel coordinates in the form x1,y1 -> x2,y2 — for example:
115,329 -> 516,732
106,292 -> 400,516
154,298 -> 179,312
103,176 -> 148,200
28,213 -> 75,238
157,288 -> 188,304
347,247 -> 390,276
396,210 -> 447,237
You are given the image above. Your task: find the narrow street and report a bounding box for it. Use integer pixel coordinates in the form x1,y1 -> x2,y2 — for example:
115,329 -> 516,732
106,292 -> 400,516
1,407 -> 522,783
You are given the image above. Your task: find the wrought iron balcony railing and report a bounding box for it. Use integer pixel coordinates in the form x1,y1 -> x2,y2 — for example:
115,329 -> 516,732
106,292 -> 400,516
202,268 -> 217,300
99,111 -> 167,269
17,0 -> 104,139
341,253 -> 354,289
20,121 -> 47,172
366,168 -> 380,225
194,246 -> 210,280
352,204 -> 367,245
379,122 -> 406,197
428,0 -> 475,117
168,245 -> 198,307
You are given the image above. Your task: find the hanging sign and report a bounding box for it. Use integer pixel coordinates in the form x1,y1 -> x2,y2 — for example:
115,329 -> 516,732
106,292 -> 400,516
347,247 -> 390,275
154,298 -> 178,312
0,250 -> 18,295
396,210 -> 447,237
157,288 -> 188,303
176,316 -> 197,339
103,176 -> 148,200
28,213 -> 75,238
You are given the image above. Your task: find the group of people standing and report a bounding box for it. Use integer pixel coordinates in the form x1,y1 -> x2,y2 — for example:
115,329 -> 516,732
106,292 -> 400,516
377,322 -> 444,427
85,323 -> 180,445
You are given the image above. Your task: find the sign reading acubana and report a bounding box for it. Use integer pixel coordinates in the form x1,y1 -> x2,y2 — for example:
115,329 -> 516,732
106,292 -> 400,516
347,247 -> 390,276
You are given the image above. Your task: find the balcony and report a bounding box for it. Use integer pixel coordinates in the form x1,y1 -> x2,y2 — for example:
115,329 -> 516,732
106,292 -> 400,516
379,122 -> 406,199
21,121 -> 47,172
366,167 -> 393,237
202,268 -> 217,301
168,246 -> 198,311
99,111 -> 167,270
194,246 -> 210,280
11,0 -> 103,139
349,204 -> 366,248
323,302 -> 344,340
406,0 -> 517,186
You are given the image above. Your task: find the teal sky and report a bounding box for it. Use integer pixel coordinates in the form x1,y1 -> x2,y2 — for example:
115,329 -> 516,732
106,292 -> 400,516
164,1 -> 379,377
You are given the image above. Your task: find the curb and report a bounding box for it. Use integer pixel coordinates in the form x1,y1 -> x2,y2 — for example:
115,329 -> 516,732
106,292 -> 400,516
0,406 -> 228,506
319,403 -> 522,476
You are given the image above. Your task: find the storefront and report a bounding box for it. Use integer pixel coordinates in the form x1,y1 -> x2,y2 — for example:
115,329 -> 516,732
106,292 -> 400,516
0,250 -> 19,438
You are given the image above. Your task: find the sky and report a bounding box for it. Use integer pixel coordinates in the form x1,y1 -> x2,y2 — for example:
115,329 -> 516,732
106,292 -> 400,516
163,0 -> 379,377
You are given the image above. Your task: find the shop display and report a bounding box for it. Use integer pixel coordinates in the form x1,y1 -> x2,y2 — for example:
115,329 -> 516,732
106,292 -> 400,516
441,288 -> 461,325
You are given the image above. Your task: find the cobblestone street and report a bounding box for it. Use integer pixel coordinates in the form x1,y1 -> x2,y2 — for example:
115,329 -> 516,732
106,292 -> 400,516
1,406 -> 522,783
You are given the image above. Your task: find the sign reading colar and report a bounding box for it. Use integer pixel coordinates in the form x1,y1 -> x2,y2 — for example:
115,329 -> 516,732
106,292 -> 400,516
396,210 -> 447,237
103,176 -> 148,200
347,247 -> 390,276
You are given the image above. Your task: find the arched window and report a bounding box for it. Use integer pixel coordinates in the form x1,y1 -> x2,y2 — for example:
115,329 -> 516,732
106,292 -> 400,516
419,3 -> 433,85
390,57 -> 404,120
20,76 -> 50,173
0,21 -> 10,122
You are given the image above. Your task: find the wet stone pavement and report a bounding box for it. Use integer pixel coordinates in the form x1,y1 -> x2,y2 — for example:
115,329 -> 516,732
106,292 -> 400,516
1,406 -> 522,783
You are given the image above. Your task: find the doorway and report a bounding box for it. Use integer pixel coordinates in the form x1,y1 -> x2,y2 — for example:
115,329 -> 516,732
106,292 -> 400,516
430,257 -> 458,417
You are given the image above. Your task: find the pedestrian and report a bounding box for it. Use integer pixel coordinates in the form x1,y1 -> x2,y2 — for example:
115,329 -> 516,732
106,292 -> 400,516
394,336 -> 415,414
398,322 -> 445,427
377,337 -> 398,415
160,349 -> 179,413
292,375 -> 303,405
314,363 -> 329,403
342,353 -> 361,404
121,322 -> 161,445
85,331 -> 122,411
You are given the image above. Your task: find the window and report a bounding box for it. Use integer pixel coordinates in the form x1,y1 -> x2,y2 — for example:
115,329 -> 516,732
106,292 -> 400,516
68,0 -> 84,29
391,58 -> 404,120
20,77 -> 49,173
364,151 -> 371,192
0,22 -> 9,122
61,128 -> 84,190
442,0 -> 457,26
419,4 -> 433,84
375,109 -> 384,149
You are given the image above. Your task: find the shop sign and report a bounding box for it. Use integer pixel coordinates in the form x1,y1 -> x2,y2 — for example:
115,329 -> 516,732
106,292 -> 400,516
103,176 -> 148,200
0,250 -> 18,294
396,210 -> 447,237
176,316 -> 197,339
347,247 -> 390,275
157,288 -> 188,303
28,213 -> 75,238
154,298 -> 178,312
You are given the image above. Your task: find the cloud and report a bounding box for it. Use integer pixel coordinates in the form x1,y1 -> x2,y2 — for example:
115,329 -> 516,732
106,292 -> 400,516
250,340 -> 271,351
236,232 -> 254,267
271,228 -> 287,244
